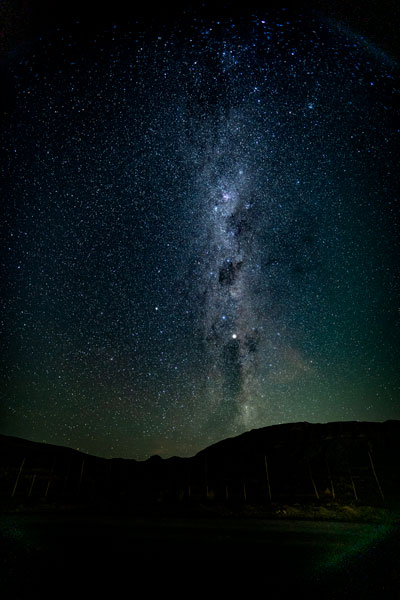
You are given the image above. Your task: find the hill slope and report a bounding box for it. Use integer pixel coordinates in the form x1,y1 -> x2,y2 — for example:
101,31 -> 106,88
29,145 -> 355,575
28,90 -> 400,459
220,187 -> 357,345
1,420 -> 399,512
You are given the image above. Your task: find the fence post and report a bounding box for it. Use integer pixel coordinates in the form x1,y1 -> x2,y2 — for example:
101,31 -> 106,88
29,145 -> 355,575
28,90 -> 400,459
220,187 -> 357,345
63,461 -> 71,497
11,458 -> 25,498
349,466 -> 358,501
368,451 -> 385,502
204,456 -> 209,498
28,473 -> 37,498
45,461 -> 55,499
308,460 -> 319,500
264,455 -> 272,502
78,459 -> 85,496
326,459 -> 335,500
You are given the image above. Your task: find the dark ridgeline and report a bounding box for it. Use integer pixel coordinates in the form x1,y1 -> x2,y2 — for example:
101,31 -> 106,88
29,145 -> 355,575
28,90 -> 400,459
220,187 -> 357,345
1,421 -> 399,512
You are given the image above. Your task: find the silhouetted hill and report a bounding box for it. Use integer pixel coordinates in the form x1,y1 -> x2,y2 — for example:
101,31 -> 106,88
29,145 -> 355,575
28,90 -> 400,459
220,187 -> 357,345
1,421 -> 399,514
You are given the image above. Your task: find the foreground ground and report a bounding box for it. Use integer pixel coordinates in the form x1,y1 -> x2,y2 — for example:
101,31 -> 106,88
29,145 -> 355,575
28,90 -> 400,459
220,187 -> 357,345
1,512 -> 399,597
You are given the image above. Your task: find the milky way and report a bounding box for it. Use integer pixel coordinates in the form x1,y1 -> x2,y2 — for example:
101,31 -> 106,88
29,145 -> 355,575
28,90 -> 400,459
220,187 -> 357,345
2,8 -> 399,458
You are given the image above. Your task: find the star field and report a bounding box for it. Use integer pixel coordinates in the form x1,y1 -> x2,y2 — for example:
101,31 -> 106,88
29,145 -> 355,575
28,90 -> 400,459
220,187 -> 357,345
1,7 -> 399,459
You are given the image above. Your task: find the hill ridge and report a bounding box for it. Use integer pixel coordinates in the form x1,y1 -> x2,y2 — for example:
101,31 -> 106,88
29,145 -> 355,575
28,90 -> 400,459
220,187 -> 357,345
1,420 -> 399,510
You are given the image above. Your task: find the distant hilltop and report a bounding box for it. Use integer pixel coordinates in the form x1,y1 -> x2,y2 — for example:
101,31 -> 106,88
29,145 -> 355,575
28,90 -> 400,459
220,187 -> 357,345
1,420 -> 400,512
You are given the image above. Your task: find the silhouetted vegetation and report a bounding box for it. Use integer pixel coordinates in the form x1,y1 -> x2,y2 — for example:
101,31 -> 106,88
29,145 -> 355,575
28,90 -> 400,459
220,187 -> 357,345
1,421 -> 400,516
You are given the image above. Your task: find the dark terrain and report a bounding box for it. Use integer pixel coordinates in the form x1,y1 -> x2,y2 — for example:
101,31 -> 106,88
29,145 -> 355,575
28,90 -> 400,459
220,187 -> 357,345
1,420 -> 399,511
1,421 -> 399,594
1,514 -> 399,596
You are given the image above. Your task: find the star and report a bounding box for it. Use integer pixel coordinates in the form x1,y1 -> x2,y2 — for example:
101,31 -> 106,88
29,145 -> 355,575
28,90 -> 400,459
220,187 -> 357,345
1,6 -> 398,459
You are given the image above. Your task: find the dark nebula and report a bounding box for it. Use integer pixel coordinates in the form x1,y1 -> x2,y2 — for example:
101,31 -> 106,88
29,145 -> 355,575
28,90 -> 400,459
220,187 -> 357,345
1,4 -> 399,459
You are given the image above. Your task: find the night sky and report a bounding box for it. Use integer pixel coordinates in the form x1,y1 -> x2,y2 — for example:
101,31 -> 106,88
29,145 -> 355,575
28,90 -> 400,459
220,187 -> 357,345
1,2 -> 399,459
